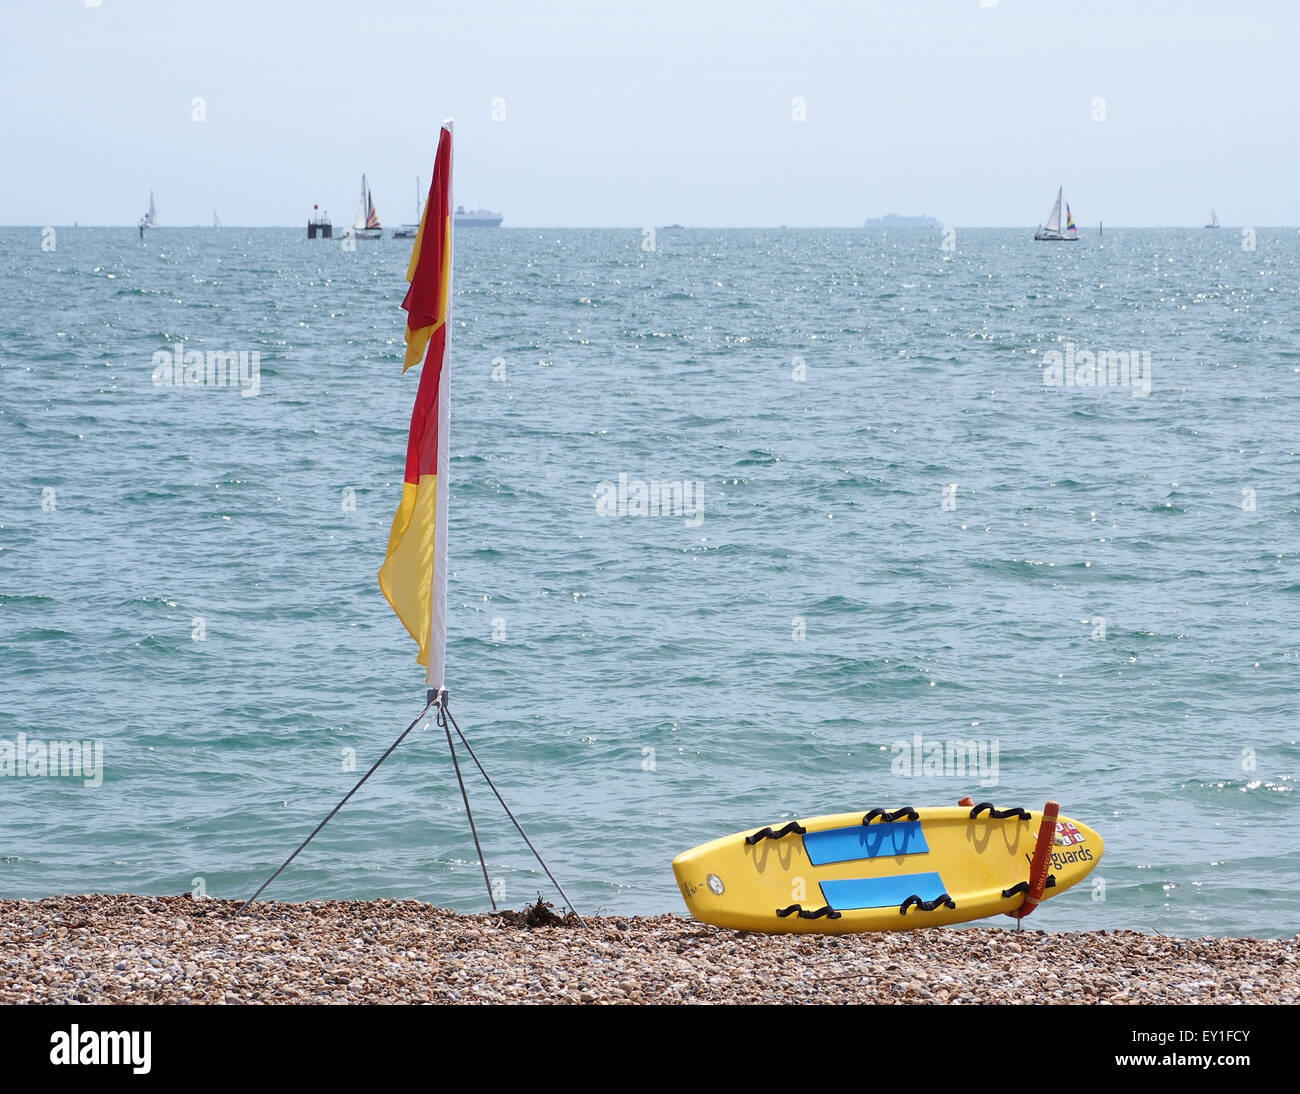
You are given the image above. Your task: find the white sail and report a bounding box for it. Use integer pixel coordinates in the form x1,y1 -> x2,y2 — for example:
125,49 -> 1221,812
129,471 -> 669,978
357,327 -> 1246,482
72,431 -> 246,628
1209,208 -> 1219,227
1045,187 -> 1062,234
353,174 -> 369,230
143,191 -> 158,228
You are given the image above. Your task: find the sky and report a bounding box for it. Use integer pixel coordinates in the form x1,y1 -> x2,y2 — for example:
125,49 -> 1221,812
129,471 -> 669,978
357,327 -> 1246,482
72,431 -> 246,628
3,0 -> 1297,227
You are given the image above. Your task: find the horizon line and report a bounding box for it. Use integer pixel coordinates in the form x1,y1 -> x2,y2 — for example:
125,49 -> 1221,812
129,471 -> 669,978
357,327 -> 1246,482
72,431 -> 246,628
6,223 -> 1291,231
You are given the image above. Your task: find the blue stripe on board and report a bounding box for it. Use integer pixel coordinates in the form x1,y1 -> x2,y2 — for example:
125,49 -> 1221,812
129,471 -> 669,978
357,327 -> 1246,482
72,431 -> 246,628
820,872 -> 947,910
803,822 -> 929,865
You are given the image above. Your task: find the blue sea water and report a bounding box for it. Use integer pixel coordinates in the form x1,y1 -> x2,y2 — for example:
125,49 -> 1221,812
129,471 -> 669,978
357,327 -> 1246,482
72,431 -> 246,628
1,225 -> 1297,938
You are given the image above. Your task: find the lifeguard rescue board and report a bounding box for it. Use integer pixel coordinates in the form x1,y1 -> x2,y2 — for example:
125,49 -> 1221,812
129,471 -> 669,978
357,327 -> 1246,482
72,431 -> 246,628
672,802 -> 1103,933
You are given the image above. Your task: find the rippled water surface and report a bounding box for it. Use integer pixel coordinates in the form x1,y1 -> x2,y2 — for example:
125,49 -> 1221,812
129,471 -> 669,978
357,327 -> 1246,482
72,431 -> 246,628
1,225 -> 1297,937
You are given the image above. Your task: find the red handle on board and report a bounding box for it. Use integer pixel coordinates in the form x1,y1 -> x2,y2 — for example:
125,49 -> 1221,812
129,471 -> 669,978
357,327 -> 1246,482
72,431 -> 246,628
1012,800 -> 1059,920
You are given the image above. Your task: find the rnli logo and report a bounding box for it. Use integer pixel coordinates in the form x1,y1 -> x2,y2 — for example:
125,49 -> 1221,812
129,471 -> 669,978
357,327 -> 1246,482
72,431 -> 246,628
707,874 -> 725,896
1054,821 -> 1085,846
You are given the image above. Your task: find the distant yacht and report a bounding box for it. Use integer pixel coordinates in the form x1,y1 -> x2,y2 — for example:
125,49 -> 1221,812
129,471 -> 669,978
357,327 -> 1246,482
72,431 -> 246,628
454,205 -> 503,228
1205,207 -> 1220,229
1034,186 -> 1079,241
140,191 -> 158,230
864,213 -> 939,228
350,175 -> 383,239
213,210 -> 221,228
392,177 -> 422,239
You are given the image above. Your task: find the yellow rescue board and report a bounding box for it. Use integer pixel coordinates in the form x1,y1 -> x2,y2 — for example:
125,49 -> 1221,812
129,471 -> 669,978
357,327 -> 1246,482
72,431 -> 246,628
672,805 -> 1103,933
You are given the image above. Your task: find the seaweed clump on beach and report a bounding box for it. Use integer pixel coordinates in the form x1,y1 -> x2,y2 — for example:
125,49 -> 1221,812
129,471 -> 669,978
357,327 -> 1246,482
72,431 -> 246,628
498,895 -> 582,929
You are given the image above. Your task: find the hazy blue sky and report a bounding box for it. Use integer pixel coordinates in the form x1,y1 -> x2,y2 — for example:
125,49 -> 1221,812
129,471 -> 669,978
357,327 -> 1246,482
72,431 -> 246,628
4,0 -> 1296,227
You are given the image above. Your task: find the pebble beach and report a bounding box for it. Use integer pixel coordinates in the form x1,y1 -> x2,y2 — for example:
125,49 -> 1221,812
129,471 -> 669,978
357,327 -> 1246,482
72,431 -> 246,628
2,895 -> 1296,1005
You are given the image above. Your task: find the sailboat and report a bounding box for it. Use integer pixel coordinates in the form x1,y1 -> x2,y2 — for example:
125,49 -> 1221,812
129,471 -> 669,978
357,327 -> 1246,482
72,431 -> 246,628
213,211 -> 222,228
350,174 -> 383,239
392,177 -> 422,239
1205,208 -> 1221,229
141,191 -> 158,230
1033,186 -> 1079,242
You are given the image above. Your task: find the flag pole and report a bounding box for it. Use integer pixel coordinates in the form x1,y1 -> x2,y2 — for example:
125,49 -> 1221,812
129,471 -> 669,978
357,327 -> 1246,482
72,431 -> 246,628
426,119 -> 453,699
244,120 -> 582,921
419,120 -> 499,909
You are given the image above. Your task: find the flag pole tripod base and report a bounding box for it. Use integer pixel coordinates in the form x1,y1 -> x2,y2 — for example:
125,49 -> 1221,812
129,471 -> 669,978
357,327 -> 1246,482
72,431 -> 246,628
239,691 -> 586,926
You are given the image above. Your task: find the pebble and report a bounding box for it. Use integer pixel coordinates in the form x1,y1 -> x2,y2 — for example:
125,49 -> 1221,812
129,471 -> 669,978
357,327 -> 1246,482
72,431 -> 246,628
0,894 -> 1294,1005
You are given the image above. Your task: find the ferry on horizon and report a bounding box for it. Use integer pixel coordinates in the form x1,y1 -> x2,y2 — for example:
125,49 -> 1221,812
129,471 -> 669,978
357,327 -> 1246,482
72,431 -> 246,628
454,205 -> 503,227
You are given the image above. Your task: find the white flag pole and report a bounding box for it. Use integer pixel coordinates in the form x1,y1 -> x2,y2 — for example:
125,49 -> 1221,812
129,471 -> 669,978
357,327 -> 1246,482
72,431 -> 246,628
427,119 -> 453,695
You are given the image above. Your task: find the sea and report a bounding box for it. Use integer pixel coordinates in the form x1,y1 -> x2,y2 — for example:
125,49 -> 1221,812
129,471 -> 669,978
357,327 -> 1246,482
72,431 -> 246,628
1,225 -> 1296,939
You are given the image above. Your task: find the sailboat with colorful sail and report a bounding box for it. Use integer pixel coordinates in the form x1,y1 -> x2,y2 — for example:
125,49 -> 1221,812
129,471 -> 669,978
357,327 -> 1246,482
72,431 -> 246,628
350,174 -> 383,239
1034,186 -> 1079,241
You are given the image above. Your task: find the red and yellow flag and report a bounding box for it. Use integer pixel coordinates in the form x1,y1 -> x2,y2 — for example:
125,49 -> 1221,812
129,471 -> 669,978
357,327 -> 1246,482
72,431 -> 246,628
379,122 -> 453,684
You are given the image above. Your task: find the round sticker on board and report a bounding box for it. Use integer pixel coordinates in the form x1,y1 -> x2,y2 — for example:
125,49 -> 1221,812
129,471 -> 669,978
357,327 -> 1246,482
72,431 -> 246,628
706,874 -> 725,896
